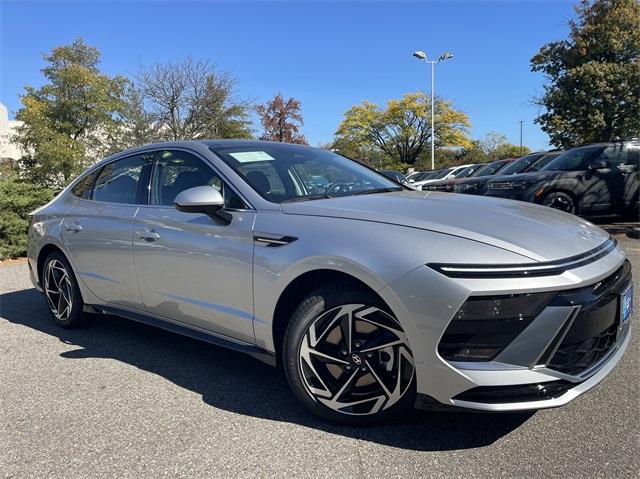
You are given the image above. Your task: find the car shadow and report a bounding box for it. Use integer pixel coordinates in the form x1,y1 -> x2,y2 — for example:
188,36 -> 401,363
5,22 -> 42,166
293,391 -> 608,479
0,288 -> 533,452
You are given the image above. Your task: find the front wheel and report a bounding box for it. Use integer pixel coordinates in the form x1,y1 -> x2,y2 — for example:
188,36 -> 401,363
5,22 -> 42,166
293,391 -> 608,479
541,191 -> 576,214
283,285 -> 416,425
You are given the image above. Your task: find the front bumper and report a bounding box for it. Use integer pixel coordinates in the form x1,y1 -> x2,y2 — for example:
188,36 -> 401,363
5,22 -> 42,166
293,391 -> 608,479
450,324 -> 630,411
380,239 -> 631,412
485,187 -> 539,203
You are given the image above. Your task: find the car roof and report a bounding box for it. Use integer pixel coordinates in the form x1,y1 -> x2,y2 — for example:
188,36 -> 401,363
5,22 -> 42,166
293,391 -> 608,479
93,139 -> 330,171
107,139 -> 316,158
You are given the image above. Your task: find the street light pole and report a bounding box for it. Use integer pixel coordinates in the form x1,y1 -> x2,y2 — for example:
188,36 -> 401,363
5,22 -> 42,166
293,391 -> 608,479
430,60 -> 435,170
413,51 -> 453,170
519,120 -> 524,155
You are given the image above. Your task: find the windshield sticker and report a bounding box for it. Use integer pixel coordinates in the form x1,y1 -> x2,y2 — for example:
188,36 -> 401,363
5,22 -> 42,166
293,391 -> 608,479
229,151 -> 275,163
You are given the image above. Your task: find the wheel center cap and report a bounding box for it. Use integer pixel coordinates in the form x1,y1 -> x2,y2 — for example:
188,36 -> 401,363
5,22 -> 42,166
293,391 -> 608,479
351,354 -> 363,365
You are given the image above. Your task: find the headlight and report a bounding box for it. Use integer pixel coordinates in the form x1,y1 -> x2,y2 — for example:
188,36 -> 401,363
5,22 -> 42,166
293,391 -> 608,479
422,184 -> 437,191
438,292 -> 556,361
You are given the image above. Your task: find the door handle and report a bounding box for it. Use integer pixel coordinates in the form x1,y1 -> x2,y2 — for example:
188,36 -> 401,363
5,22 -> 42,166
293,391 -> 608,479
65,222 -> 83,233
137,229 -> 160,241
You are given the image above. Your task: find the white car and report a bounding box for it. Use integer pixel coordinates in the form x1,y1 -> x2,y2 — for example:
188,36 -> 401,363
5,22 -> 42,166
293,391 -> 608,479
412,164 -> 473,189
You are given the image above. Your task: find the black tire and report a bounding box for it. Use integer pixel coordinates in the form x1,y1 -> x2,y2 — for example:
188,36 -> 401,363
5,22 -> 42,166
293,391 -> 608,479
282,283 -> 416,425
542,191 -> 577,214
41,251 -> 86,328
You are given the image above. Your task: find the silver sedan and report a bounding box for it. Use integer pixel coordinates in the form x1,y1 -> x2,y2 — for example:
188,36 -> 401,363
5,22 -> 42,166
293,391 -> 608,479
27,140 -> 633,424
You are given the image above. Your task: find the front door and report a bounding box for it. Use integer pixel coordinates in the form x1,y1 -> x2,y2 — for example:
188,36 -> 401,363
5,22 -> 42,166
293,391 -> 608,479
133,149 -> 256,343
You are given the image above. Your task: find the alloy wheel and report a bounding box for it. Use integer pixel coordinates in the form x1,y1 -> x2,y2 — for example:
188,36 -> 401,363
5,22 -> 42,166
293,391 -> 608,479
43,259 -> 73,321
545,195 -> 574,213
298,304 -> 415,416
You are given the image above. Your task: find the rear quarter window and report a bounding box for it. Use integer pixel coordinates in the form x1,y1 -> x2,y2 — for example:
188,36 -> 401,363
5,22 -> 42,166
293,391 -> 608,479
70,169 -> 99,199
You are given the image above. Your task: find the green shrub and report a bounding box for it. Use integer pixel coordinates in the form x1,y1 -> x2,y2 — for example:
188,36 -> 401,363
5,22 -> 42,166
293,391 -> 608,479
0,176 -> 54,259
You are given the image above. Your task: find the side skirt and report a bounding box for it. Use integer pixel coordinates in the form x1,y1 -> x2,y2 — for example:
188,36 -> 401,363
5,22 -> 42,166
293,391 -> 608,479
84,304 -> 276,367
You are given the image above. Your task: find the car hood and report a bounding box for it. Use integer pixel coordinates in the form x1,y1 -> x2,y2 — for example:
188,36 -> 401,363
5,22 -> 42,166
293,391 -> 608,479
455,175 -> 494,185
281,191 -> 610,262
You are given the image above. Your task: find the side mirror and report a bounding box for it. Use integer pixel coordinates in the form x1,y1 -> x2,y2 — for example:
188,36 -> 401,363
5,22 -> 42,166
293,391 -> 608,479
408,178 -> 415,183
174,186 -> 224,215
588,159 -> 608,170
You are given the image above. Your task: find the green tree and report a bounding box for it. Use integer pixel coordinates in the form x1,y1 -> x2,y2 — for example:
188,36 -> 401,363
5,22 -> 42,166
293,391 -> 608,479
13,38 -> 127,188
456,132 -> 530,164
0,176 -> 53,259
334,92 -> 471,166
106,84 -> 158,153
531,0 -> 640,147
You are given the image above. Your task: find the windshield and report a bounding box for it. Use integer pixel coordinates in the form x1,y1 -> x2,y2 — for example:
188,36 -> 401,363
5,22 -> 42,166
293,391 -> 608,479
541,146 -> 606,172
499,153 -> 546,175
432,168 -> 453,180
380,170 -> 406,183
453,164 -> 484,178
472,160 -> 510,177
417,171 -> 438,181
211,144 -> 402,203
528,152 -> 561,172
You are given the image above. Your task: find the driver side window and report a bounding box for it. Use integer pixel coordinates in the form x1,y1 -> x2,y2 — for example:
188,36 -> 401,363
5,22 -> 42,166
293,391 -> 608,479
150,150 -> 246,209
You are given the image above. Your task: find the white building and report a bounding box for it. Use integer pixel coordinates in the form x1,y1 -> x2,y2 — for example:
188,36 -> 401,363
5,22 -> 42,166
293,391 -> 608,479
0,102 -> 24,162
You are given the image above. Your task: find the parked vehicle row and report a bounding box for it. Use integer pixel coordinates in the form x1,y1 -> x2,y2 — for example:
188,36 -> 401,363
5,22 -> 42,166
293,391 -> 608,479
415,139 -> 639,218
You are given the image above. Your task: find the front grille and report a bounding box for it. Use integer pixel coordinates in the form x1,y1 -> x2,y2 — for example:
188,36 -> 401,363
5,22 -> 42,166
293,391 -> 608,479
547,321 -> 618,375
542,260 -> 631,376
453,380 -> 574,404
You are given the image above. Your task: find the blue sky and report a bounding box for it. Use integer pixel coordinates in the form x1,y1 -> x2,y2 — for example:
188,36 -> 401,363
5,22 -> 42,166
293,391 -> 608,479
1,1 -> 577,150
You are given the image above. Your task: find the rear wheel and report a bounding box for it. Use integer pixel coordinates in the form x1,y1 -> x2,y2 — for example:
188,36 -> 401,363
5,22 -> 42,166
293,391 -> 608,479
42,251 -> 86,328
542,191 -> 576,214
283,285 -> 416,425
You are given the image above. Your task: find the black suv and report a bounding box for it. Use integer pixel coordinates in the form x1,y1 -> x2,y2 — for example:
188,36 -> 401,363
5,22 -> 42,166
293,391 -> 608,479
486,140 -> 640,217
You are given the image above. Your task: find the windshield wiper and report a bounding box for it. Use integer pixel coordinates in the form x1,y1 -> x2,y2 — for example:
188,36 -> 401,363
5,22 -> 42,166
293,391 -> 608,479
281,194 -> 334,203
353,187 -> 403,196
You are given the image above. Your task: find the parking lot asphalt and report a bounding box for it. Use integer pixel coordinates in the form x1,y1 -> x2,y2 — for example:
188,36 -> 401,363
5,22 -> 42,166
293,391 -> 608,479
1,237 -> 639,479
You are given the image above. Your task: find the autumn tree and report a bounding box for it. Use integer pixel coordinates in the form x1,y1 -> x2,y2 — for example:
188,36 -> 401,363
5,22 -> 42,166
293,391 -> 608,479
136,56 -> 253,141
13,38 -> 127,188
334,92 -> 471,166
531,0 -> 640,147
256,93 -> 308,144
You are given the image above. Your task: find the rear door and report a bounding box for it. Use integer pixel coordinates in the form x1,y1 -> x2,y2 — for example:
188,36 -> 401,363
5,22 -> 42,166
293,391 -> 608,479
581,145 -> 627,213
133,149 -> 256,343
62,153 -> 153,307
621,144 -> 639,211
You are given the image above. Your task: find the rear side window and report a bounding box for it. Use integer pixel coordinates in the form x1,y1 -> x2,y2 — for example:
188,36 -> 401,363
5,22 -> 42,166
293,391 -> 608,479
71,169 -> 99,199
600,145 -> 627,166
627,146 -> 640,163
94,155 -> 150,204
